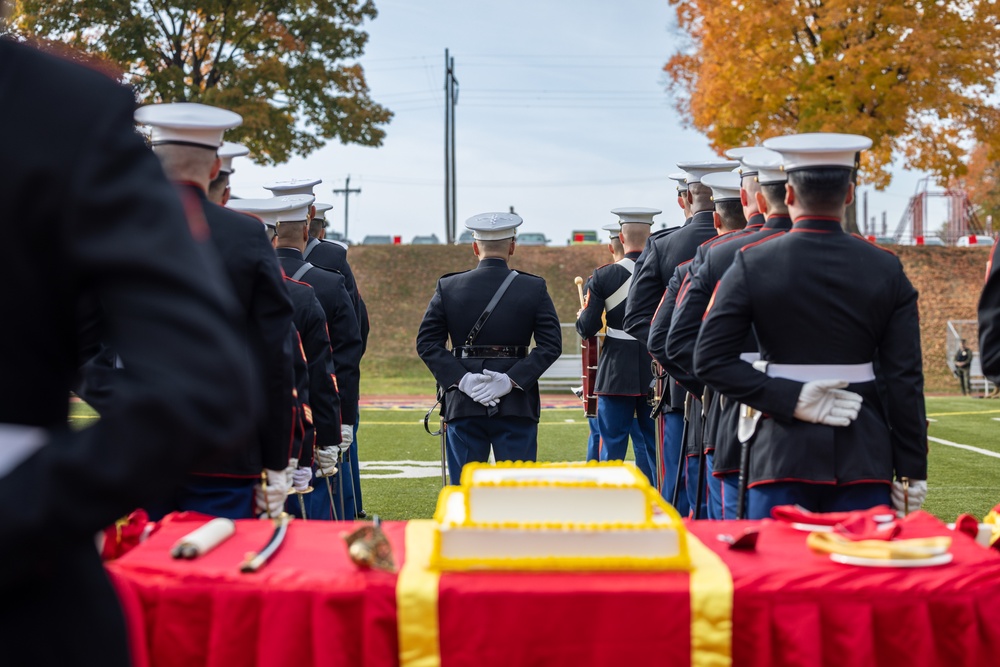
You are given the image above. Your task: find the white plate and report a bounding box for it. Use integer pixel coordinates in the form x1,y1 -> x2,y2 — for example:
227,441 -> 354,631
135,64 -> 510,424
829,552 -> 953,568
790,522 -> 834,533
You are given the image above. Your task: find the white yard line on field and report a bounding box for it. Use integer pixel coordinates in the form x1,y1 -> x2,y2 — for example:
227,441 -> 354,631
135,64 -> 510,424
928,436 -> 1000,460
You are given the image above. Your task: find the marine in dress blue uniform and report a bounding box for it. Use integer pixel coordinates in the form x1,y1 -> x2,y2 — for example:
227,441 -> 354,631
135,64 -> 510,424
266,181 -> 368,519
629,160 -> 736,516
583,223 -> 647,462
979,242 -> 1000,381
666,157 -> 782,519
416,213 -> 562,484
0,39 -> 255,666
228,197 -> 349,518
207,141 -> 249,206
694,134 -> 928,519
134,103 -> 297,520
577,209 -> 659,484
266,194 -> 364,520
652,179 -> 748,517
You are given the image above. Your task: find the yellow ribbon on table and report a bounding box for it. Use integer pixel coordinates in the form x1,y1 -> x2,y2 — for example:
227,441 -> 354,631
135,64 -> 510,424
396,521 -> 733,667
397,521 -> 441,667
687,534 -> 734,667
806,532 -> 951,560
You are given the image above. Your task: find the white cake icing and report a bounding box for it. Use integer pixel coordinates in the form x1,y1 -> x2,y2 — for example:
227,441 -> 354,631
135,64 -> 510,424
431,462 -> 690,572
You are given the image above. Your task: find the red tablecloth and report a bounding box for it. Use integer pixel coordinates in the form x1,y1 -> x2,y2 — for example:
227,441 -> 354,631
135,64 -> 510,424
108,512 -> 1000,667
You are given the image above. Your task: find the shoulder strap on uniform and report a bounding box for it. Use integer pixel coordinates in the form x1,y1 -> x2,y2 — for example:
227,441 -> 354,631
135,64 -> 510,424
464,271 -> 519,346
290,262 -> 314,282
604,258 -> 635,311
303,237 -> 321,260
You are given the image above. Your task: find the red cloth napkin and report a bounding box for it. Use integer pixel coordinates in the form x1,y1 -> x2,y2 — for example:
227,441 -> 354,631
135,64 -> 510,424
771,504 -> 900,540
101,509 -> 156,560
771,504 -> 894,526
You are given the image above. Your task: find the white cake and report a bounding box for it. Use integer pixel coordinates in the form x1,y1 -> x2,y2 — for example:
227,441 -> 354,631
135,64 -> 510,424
430,462 -> 690,571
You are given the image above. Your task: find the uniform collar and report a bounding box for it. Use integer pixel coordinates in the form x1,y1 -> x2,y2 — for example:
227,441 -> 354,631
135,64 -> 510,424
691,210 -> 715,226
275,247 -> 305,260
791,216 -> 844,233
746,213 -> 765,228
176,181 -> 208,199
477,257 -> 509,269
625,250 -> 642,260
763,214 -> 793,230
681,216 -> 693,227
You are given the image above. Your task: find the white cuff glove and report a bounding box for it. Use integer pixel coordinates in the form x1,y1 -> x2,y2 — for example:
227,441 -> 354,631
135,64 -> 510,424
255,468 -> 291,518
316,446 -> 340,477
291,467 -> 313,492
891,479 -> 927,513
793,379 -> 863,427
340,424 -> 354,452
458,372 -> 488,399
285,457 -> 299,487
470,369 -> 514,406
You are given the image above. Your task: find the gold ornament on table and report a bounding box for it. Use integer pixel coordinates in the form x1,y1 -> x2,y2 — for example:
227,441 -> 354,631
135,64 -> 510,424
343,515 -> 397,573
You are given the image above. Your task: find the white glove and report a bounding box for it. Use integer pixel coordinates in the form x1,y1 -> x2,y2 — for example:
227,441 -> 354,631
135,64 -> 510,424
316,446 -> 340,477
340,424 -> 354,452
458,372 -> 488,399
255,468 -> 291,518
291,467 -> 313,492
793,379 -> 863,427
470,369 -> 513,406
891,479 -> 927,513
285,457 -> 299,487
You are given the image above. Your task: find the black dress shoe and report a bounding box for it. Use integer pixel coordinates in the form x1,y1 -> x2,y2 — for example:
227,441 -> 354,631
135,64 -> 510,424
355,510 -> 368,520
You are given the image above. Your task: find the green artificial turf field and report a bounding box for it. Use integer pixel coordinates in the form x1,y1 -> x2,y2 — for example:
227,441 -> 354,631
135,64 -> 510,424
68,395 -> 1000,522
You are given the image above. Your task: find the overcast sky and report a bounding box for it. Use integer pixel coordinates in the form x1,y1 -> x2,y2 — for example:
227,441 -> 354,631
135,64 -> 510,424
230,0 -> 938,244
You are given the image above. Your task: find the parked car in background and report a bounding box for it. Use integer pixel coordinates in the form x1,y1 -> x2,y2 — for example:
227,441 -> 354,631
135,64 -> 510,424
361,234 -> 393,245
956,235 -> 996,247
327,230 -> 349,246
568,230 -> 599,245
517,232 -> 549,246
455,231 -> 475,244
412,234 -> 440,245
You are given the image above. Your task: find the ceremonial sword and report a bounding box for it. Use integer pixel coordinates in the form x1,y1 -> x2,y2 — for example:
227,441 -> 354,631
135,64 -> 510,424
240,512 -> 291,573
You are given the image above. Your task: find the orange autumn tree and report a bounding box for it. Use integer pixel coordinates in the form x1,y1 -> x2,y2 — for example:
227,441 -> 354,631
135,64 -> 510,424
956,145 -> 1000,230
665,1 -> 1000,231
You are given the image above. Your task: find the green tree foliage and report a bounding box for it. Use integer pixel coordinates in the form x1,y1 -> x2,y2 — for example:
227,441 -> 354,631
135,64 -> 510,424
665,1 -> 1000,190
13,0 -> 392,164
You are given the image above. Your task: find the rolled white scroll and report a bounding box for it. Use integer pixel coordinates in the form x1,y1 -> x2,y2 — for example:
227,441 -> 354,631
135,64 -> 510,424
170,518 -> 236,559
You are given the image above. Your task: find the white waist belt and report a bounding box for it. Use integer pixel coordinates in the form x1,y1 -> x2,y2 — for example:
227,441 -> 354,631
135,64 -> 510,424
605,327 -> 636,341
0,423 -> 47,480
753,361 -> 875,383
739,352 -> 760,363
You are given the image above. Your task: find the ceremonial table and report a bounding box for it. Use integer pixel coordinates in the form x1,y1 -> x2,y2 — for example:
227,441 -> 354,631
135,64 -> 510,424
107,512 -> 1000,667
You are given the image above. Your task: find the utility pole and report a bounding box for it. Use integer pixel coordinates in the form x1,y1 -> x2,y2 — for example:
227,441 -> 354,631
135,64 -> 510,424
444,49 -> 459,243
333,175 -> 361,242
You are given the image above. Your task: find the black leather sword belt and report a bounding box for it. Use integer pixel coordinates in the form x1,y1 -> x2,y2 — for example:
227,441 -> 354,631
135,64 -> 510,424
453,345 -> 528,359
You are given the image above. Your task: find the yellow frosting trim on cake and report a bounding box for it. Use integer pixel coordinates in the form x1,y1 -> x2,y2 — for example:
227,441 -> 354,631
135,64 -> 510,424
687,533 -> 733,667
397,521 -> 441,667
456,461 -> 665,526
431,461 -> 692,571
